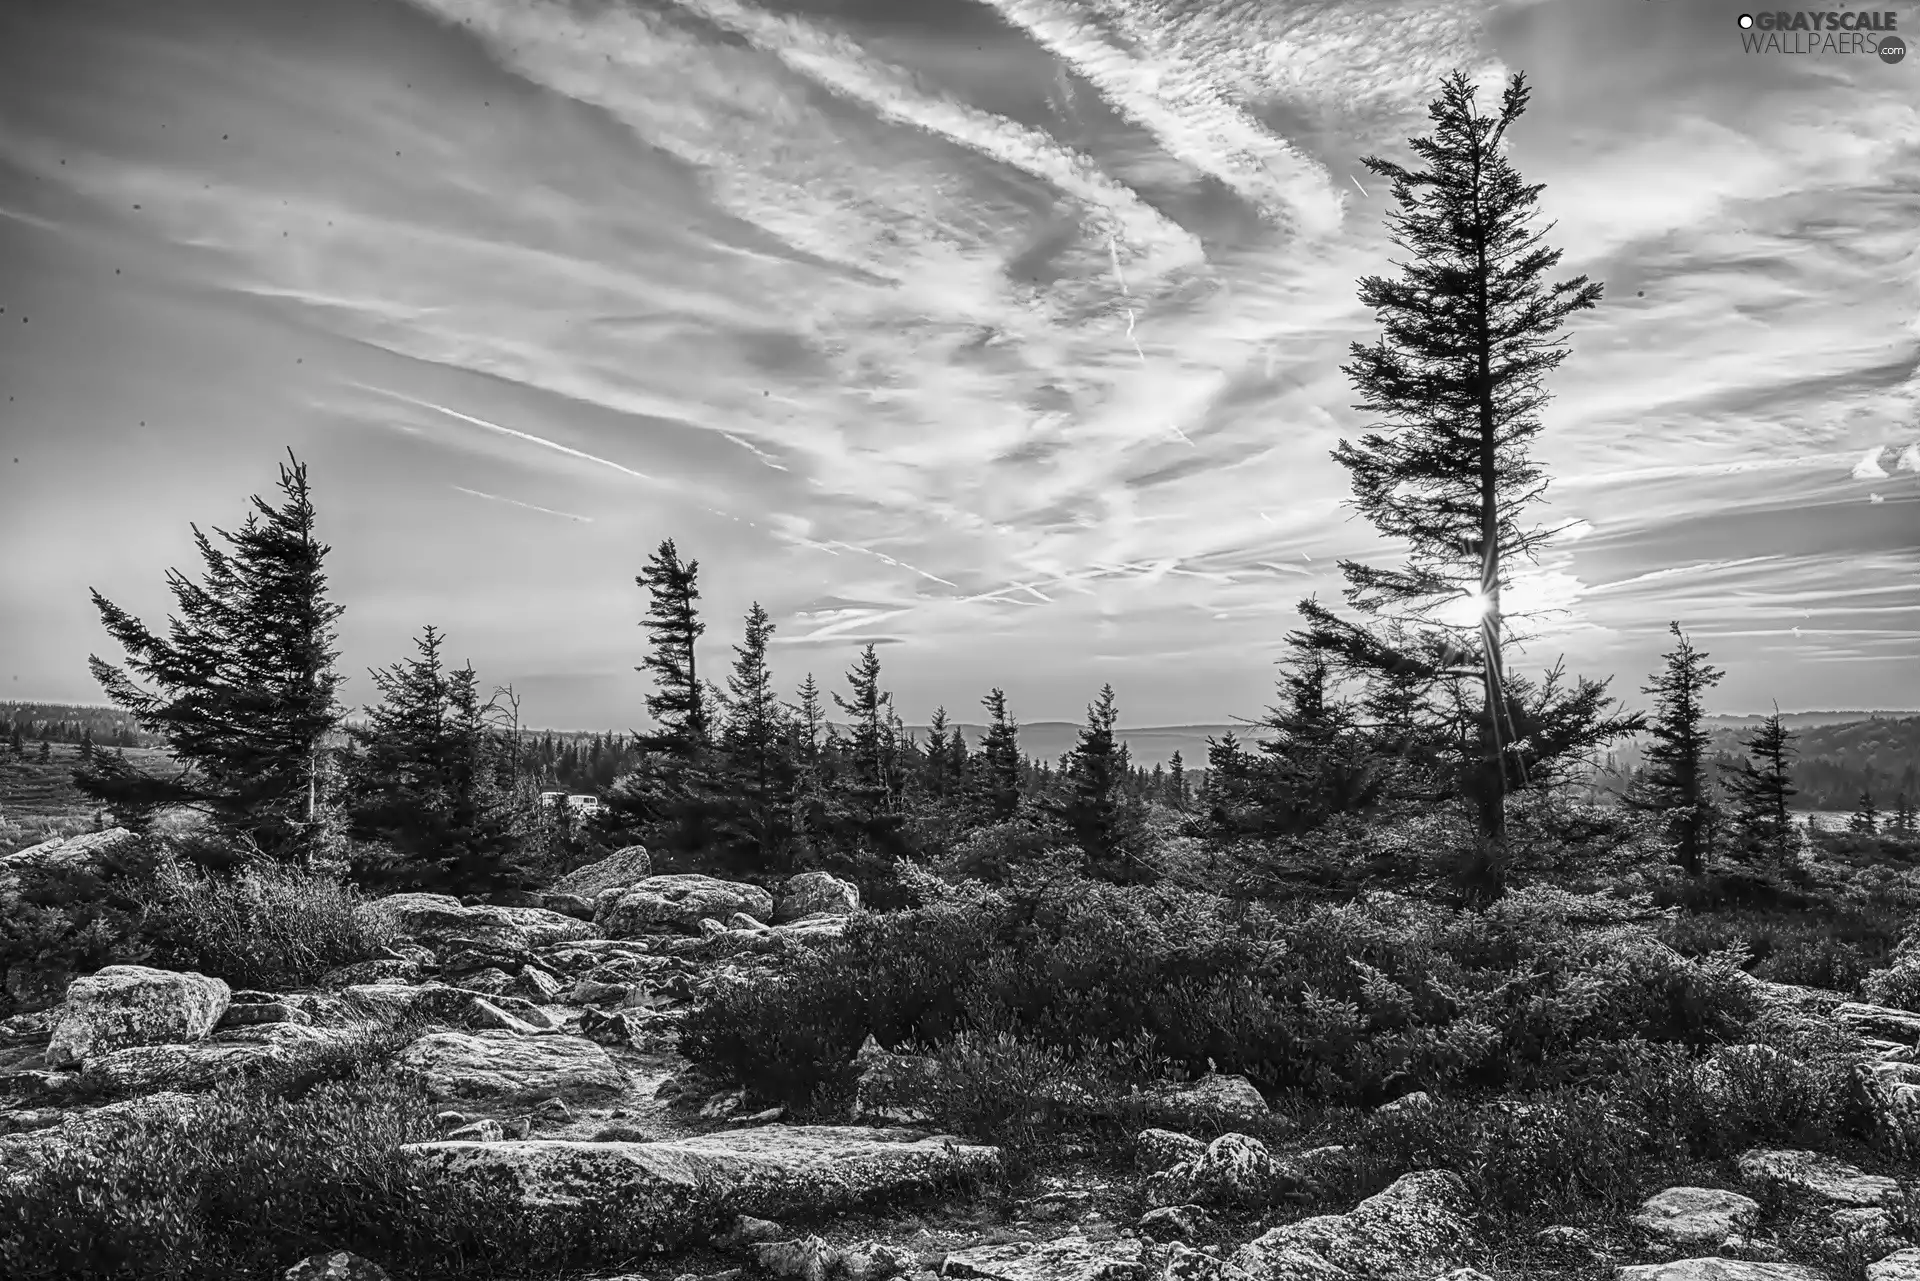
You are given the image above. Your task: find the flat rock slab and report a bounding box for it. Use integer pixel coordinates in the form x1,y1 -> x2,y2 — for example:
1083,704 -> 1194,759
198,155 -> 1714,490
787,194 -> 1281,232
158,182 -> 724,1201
79,1022 -> 352,1094
401,1124 -> 1000,1248
1616,1263 -> 1830,1281
1230,1170 -> 1477,1281
1834,1002 -> 1920,1043
365,893 -> 597,951
397,1030 -> 629,1106
943,1233 -> 1145,1281
550,845 -> 655,900
46,965 -> 230,1067
1631,1187 -> 1759,1252
1736,1148 -> 1899,1207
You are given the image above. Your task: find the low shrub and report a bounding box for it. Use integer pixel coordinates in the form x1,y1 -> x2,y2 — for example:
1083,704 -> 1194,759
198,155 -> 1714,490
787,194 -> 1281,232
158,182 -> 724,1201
681,876 -> 1764,1114
0,838 -> 164,1015
131,852 -> 401,991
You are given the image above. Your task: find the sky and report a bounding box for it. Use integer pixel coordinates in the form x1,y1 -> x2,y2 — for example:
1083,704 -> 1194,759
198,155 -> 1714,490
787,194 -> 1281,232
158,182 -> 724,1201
0,0 -> 1916,732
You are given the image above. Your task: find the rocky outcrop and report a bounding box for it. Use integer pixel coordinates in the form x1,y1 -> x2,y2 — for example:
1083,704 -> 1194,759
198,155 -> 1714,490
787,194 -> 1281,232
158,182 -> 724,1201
282,1250 -> 393,1281
943,1232 -> 1145,1281
596,875 -> 777,936
1136,1074 -> 1269,1127
0,1090 -> 201,1186
1833,1002 -> 1920,1044
401,1125 -> 1001,1247
1143,1133 -> 1310,1210
45,965 -> 230,1067
773,872 -> 860,924
395,1030 -> 629,1107
0,827 -> 141,875
77,1021 -> 354,1094
1855,1060 -> 1920,1157
1229,1170 -> 1477,1280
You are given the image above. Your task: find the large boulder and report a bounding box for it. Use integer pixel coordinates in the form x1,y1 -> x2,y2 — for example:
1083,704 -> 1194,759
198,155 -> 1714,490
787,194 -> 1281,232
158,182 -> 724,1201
46,966 -> 231,1067
0,1091 -> 201,1187
1139,1074 -> 1269,1126
396,1030 -> 629,1107
550,845 -> 654,899
1834,1002 -> 1920,1044
0,827 -> 141,875
942,1232 -> 1145,1281
1855,1060 -> 1920,1157
1144,1133 -> 1309,1210
773,872 -> 860,924
1871,1250 -> 1920,1281
402,1125 -> 1000,1248
1229,1170 -> 1476,1280
596,875 -> 776,937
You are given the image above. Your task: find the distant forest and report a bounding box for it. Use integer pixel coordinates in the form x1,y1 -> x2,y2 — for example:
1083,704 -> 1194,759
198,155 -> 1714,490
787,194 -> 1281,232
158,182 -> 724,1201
12,700 -> 1916,814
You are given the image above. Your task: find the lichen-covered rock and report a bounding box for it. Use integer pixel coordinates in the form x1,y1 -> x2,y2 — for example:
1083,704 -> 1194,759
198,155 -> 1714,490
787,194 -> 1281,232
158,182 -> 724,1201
597,875 -> 777,936
1630,1187 -> 1760,1253
283,1251 -> 393,1281
401,1125 -> 1000,1248
316,959 -> 425,989
943,1231 -> 1145,1281
365,894 -> 594,951
46,965 -> 231,1067
1615,1261 -> 1830,1281
1834,1002 -> 1920,1044
1736,1148 -> 1899,1207
0,827 -> 140,874
1229,1170 -> 1476,1281
757,1236 -> 839,1281
338,981 -> 488,1027
850,1037 -> 939,1123
0,1091 -> 201,1185
217,1001 -> 311,1028
774,872 -> 860,924
396,1030 -> 628,1107
550,844 -> 654,899
1135,1128 -> 1207,1174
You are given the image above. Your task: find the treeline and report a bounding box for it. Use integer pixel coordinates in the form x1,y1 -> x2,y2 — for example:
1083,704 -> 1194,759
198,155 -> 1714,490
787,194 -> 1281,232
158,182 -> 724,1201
2,704 -> 154,751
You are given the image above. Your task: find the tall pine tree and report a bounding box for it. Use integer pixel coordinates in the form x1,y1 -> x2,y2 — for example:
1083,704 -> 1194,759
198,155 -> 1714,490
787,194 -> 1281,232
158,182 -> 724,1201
974,688 -> 1023,824
832,645 -> 906,854
1850,790 -> 1880,837
78,451 -> 344,864
1628,623 -> 1725,876
1288,71 -> 1632,899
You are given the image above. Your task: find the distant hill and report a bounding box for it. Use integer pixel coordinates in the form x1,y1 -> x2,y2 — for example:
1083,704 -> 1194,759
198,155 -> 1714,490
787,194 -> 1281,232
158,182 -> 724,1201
1594,714 -> 1920,811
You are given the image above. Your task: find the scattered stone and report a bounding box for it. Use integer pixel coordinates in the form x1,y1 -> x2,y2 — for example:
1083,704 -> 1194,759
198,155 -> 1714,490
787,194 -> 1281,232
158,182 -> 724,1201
549,844 -> 654,899
445,1119 -> 505,1142
402,1125 -> 1001,1247
1135,1128 -> 1206,1174
1230,1170 -> 1476,1281
316,959 -> 424,989
1137,1205 -> 1208,1242
396,1030 -> 629,1107
534,1097 -> 572,1124
1532,1224 -> 1600,1257
774,871 -> 861,924
1630,1187 -> 1760,1253
1736,1148 -> 1899,1206
942,1232 -> 1145,1281
282,1250 -> 393,1281
46,965 -> 231,1067
756,1235 -> 838,1281
731,1106 -> 786,1126
727,912 -> 772,932
714,1214 -> 788,1248
1139,1074 -> 1268,1126
840,1242 -> 916,1281
701,1086 -> 748,1119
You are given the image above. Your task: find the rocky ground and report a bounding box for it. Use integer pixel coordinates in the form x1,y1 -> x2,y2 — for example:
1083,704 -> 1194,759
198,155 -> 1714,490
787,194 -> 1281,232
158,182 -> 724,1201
6,831 -> 1920,1281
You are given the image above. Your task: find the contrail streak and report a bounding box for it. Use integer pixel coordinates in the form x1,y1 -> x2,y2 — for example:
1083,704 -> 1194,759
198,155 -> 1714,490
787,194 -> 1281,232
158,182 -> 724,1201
1109,234 -> 1195,449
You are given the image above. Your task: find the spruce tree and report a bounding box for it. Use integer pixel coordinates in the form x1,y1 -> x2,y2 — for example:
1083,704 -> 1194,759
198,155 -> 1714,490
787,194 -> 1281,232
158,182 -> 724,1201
1891,792 -> 1917,840
832,645 -> 906,852
78,451 -> 344,863
1167,749 -> 1188,810
1288,71 -> 1631,898
923,707 -> 955,801
37,738 -> 51,763
1850,790 -> 1880,837
1049,684 -> 1146,881
1199,731 -> 1256,835
77,728 -> 94,764
714,603 -> 797,871
606,538 -> 713,854
1248,648 -> 1385,833
974,688 -> 1023,824
1722,708 -> 1797,866
8,726 -> 24,756
1627,623 -> 1725,875
341,626 -> 525,893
